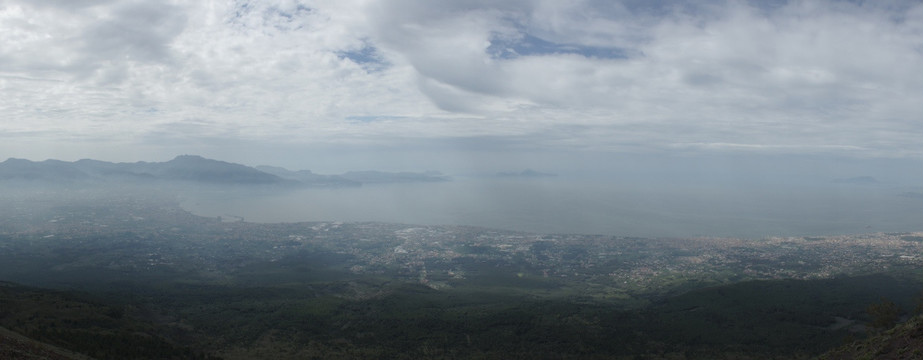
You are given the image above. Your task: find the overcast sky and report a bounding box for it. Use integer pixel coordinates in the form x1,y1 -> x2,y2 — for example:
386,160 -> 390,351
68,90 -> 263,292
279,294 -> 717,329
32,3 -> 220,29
2,0 -> 923,174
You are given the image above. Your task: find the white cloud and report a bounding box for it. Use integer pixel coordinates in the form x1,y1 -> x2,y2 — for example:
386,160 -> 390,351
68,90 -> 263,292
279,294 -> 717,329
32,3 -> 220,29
2,0 -> 923,165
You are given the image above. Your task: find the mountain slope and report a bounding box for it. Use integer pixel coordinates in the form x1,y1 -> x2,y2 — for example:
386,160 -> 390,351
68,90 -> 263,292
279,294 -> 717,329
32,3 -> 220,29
0,326 -> 91,360
0,281 -> 219,360
819,314 -> 923,360
152,155 -> 286,184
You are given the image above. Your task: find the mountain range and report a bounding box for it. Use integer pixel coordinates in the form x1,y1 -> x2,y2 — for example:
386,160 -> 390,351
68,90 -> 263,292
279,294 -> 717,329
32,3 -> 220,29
0,155 -> 449,187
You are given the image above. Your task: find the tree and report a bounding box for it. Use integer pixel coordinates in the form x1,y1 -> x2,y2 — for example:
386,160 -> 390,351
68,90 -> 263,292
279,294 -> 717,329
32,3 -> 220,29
913,291 -> 923,315
867,298 -> 900,331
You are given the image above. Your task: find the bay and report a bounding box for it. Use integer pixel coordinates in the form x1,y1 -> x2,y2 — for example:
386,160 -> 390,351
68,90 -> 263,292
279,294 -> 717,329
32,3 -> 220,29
178,178 -> 923,239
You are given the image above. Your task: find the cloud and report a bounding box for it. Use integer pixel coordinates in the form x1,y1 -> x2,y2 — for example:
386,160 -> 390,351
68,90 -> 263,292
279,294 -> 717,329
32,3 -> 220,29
0,1 -> 186,81
2,0 -> 923,166
78,2 -> 186,64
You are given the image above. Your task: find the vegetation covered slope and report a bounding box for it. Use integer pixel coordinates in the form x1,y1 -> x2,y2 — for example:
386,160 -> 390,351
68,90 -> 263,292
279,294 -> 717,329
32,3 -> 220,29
819,313 -> 923,360
0,282 -> 221,360
0,325 -> 91,360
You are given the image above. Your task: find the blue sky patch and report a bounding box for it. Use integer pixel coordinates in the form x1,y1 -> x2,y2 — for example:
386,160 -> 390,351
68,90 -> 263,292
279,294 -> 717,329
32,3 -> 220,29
338,45 -> 388,70
488,33 -> 629,60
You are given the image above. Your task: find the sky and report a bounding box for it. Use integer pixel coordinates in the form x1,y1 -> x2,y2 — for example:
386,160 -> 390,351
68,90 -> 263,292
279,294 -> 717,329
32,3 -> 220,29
2,0 -> 923,176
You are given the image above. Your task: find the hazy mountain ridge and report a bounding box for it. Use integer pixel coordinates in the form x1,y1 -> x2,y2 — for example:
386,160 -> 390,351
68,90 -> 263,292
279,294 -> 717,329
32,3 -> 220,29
0,158 -> 93,182
0,155 -> 449,187
153,155 -> 285,184
0,155 -> 283,185
255,165 -> 361,187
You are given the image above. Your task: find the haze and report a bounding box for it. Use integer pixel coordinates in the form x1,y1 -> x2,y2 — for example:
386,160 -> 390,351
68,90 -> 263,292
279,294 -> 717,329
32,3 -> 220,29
4,0 -> 923,237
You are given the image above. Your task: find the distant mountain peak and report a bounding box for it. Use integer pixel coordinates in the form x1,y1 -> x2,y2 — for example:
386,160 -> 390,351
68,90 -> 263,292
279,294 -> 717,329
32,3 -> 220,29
168,154 -> 218,164
2,157 -> 34,165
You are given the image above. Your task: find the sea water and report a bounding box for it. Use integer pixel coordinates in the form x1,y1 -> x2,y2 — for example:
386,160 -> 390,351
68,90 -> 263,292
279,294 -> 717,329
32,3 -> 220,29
178,178 -> 923,239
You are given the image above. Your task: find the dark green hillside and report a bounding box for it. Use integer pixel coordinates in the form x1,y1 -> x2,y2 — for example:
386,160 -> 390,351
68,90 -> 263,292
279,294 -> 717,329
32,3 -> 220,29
77,272 -> 921,359
4,261 -> 923,359
640,274 -> 923,358
819,313 -> 923,360
0,282 -> 221,360
0,325 -> 90,360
